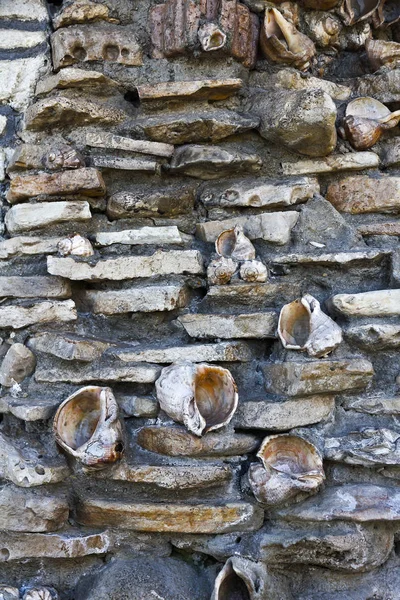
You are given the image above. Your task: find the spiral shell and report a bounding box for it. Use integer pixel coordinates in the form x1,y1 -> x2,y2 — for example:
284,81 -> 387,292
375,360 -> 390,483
155,362 -> 238,437
57,234 -> 94,257
198,23 -> 227,52
215,226 -> 256,261
343,97 -> 400,150
366,38 -> 400,72
207,256 -> 238,285
248,434 -> 325,508
302,12 -> 342,48
260,8 -> 316,71
240,260 -> 268,283
278,294 -> 342,358
339,0 -> 380,26
54,386 -> 124,469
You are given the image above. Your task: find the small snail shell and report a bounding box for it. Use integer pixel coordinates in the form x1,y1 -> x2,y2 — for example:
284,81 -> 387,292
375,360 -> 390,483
198,23 -> 227,51
303,12 -> 342,48
343,97 -> 400,150
207,256 -> 238,285
58,234 -> 94,257
240,260 -> 268,283
216,226 -> 256,261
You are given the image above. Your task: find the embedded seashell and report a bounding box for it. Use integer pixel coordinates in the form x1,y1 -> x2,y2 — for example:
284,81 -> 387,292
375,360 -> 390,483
155,362 -> 238,437
23,590 -> 56,600
303,12 -> 342,48
278,294 -> 342,358
339,0 -> 380,26
211,557 -> 284,600
260,8 -> 316,71
44,146 -> 85,170
276,2 -> 300,27
366,38 -> 400,72
373,0 -> 400,27
198,23 -> 227,52
0,587 -> 19,600
58,234 -> 94,257
215,226 -> 256,261
54,385 -> 124,469
240,260 -> 268,283
343,97 -> 400,150
248,434 -> 325,508
207,256 -> 238,285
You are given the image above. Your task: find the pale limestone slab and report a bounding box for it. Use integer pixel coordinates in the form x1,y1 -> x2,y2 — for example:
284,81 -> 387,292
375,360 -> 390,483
0,300 -> 77,329
343,396 -> 400,415
36,68 -> 121,95
47,250 -> 204,281
0,56 -> 48,112
178,312 -> 278,339
271,249 -> 388,266
345,324 -> 400,349
0,0 -> 48,21
86,132 -> 173,158
0,531 -> 110,561
326,175 -> 400,214
83,284 -> 190,315
5,201 -> 92,234
281,152 -> 379,176
0,486 -> 69,532
196,212 -> 299,245
270,69 -> 352,101
0,396 -> 60,421
138,79 -> 243,102
113,341 -> 252,363
0,236 -> 61,259
0,30 -> 46,50
0,276 -> 71,299
95,226 -> 183,246
234,396 -> 335,430
330,290 -> 400,317
35,361 -> 160,384
0,115 -> 7,135
90,156 -> 158,172
27,332 -> 113,361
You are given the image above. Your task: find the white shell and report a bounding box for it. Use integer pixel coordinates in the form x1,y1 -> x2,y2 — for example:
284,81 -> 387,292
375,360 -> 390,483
207,256 -> 238,285
58,234 -> 94,257
278,294 -> 342,358
23,590 -> 55,600
248,434 -> 325,508
211,557 -> 282,600
240,260 -> 268,283
155,361 -> 238,436
215,226 -> 256,261
0,587 -> 19,600
198,23 -> 227,51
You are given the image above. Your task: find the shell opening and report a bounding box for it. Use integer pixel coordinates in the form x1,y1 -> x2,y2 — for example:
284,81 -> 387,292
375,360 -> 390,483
216,563 -> 251,600
279,299 -> 311,347
57,390 -> 101,450
258,435 -> 324,477
194,366 -> 237,431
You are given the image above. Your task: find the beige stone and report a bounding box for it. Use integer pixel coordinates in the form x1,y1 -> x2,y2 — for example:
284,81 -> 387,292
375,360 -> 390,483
269,69 -> 352,101
356,69 -> 400,104
234,396 -> 335,430
27,332 -> 112,362
83,284 -> 190,315
107,184 -> 197,219
345,324 -> 400,349
95,463 -> 232,490
0,396 -> 60,421
263,359 -> 374,397
90,156 -> 158,172
0,300 -> 77,329
330,290 -> 400,317
343,396 -> 400,415
0,276 -> 71,299
7,168 -> 105,204
0,0 -> 48,21
0,30 -> 45,50
281,152 -> 380,176
5,201 -> 91,234
138,79 -> 243,102
0,344 -> 36,387
95,226 -> 183,247
270,249 -> 388,266
178,312 -> 278,339
8,144 -> 85,173
85,132 -> 173,158
117,395 -> 159,418
205,281 -> 302,306
327,176 -> 400,214
114,341 -> 252,363
0,56 -> 48,112
51,24 -> 143,70
358,222 -> 400,236
25,96 -> 126,131
53,0 -> 115,29
35,361 -> 160,384
0,237 -> 61,259
137,426 -> 260,457
0,486 -> 69,532
36,68 -> 121,96
76,498 -> 263,533
169,145 -> 262,180
47,250 -> 204,281
196,212 -> 299,245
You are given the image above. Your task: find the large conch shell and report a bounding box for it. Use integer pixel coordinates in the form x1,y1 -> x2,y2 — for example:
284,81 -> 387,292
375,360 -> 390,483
278,294 -> 342,358
207,256 -> 238,285
248,434 -> 325,508
260,8 -> 316,71
155,362 -> 238,437
365,38 -> 400,72
343,97 -> 400,150
211,556 -> 291,600
216,226 -> 256,261
54,386 -> 124,469
339,0 -> 380,25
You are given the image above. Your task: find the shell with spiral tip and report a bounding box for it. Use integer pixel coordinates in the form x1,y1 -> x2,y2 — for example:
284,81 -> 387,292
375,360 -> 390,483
366,38 -> 400,72
57,234 -> 94,257
23,590 -> 56,600
278,294 -> 342,357
248,434 -> 325,508
260,8 -> 316,71
155,362 -> 238,437
240,260 -> 268,283
216,226 -> 256,261
339,0 -> 380,26
207,256 -> 238,285
198,23 -> 227,52
303,12 -> 342,48
53,386 -> 124,469
343,97 -> 400,150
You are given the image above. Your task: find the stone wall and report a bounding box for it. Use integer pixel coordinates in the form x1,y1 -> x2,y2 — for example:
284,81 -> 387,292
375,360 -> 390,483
0,0 -> 400,598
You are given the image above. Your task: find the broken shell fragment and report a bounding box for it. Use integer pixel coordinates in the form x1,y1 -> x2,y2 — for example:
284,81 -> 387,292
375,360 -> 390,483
155,362 -> 238,436
54,385 -> 124,469
198,23 -> 227,52
211,556 -> 286,600
216,226 -> 256,261
339,0 -> 380,26
57,233 -> 94,257
343,97 -> 400,150
260,8 -> 316,71
278,294 -> 342,358
207,256 -> 238,285
365,38 -> 400,72
248,434 -> 325,508
44,146 -> 85,170
240,260 -> 268,283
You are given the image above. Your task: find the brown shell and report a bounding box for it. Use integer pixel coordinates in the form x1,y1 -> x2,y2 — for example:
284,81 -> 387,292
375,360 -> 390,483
343,97 -> 400,150
215,226 -> 256,261
339,0 -> 380,26
366,38 -> 400,71
211,557 -> 273,600
373,0 -> 400,28
54,386 -> 124,469
207,256 -> 238,285
198,23 -> 227,51
303,12 -> 342,48
260,8 -> 316,71
239,260 -> 268,283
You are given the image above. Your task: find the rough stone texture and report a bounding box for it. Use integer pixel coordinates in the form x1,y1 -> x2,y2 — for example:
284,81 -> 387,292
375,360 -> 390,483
0,57 -> 48,112
330,290 -> 400,317
0,0 -> 48,21
325,429 -> 400,467
36,68 -> 122,96
0,237 -> 61,259
138,79 -> 243,102
114,341 -> 252,363
326,176 -> 400,214
52,0 -> 115,29
356,68 -> 400,103
107,184 -> 197,218
169,145 -> 262,179
177,312 -> 278,338
0,344 -> 36,387
27,332 -> 112,362
35,361 -> 160,384
83,284 -> 190,314
0,531 -> 110,561
85,132 -> 173,158
270,249 -> 387,266
0,486 -> 69,532
0,277 -> 71,299
5,201 -> 92,234
0,31 -> 46,51
0,301 -> 77,329
281,152 -> 380,175
345,324 -> 400,349
94,227 -> 183,246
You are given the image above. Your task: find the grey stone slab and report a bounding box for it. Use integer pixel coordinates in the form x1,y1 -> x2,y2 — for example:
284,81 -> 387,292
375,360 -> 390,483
177,312 -> 278,339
